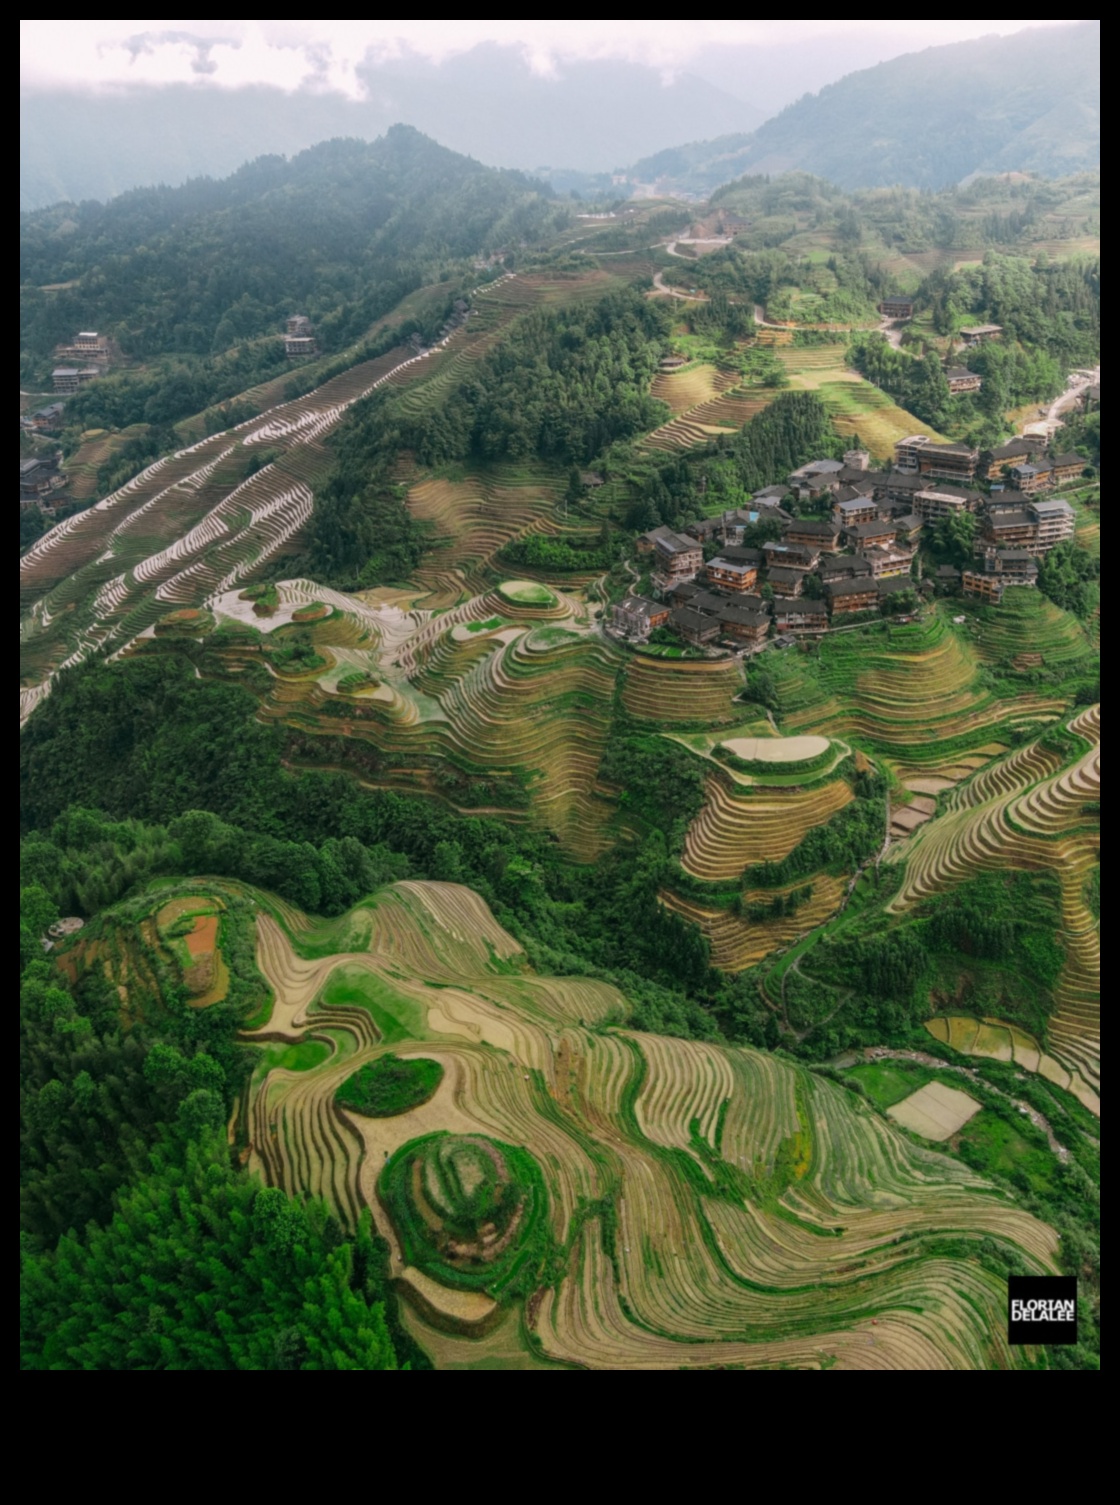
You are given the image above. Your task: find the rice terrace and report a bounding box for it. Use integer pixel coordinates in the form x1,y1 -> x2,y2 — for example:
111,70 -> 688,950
19,103 -> 1100,1371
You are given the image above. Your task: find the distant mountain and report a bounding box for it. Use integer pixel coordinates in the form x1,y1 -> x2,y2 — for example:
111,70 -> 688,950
20,128 -> 565,369
20,44 -> 764,210
621,22 -> 1099,197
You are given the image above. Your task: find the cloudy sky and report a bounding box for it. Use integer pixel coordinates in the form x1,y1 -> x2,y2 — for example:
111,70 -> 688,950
21,19 -> 1072,96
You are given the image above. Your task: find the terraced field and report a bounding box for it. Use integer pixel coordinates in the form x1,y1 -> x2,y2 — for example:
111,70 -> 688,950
194,576 -> 620,859
622,654 -> 743,723
19,270 -> 619,722
924,1016 -> 1100,1115
887,706 -> 1101,1094
406,470 -> 565,605
777,614 -> 1065,781
235,877 -> 1057,1369
682,772 -> 854,882
18,339 -> 453,718
661,874 -> 847,971
816,380 -> 949,459
950,590 -> 1096,675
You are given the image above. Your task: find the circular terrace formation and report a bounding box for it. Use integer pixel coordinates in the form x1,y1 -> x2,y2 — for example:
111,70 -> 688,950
497,579 -> 557,609
379,1132 -> 549,1295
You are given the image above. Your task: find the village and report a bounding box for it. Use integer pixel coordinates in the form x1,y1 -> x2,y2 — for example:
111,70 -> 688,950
613,430 -> 1087,654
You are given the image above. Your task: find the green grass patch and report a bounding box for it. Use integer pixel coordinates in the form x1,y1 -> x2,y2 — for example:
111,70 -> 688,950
317,963 -> 428,1043
335,1053 -> 443,1116
955,1111 -> 1057,1198
843,1060 -> 932,1110
497,579 -> 557,606
255,1038 -> 332,1076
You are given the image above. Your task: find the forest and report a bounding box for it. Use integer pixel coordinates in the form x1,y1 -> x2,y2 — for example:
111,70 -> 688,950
20,128 -> 568,375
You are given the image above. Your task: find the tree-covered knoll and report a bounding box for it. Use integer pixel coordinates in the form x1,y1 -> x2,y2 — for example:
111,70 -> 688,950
20,127 -> 568,370
307,288 -> 670,585
619,390 -> 837,535
921,253 -> 1100,368
382,289 -> 672,467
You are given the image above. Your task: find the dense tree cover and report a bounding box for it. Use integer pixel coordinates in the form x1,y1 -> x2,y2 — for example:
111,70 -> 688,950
384,290 -> 671,467
336,1056 -> 444,1119
21,1134 -> 399,1370
921,253 -> 1100,369
308,452 -> 427,592
306,289 -> 669,584
19,873 -> 416,1371
664,243 -> 886,324
744,764 -> 887,887
846,334 -> 952,427
21,129 -> 568,368
1037,540 -> 1100,618
622,391 -> 837,534
500,532 -> 617,572
20,877 -> 258,1243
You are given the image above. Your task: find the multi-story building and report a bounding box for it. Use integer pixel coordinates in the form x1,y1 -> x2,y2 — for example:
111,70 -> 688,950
1010,461 -> 1054,495
913,487 -> 971,524
894,434 -> 978,481
825,577 -> 880,615
845,518 -> 898,553
877,299 -> 914,319
983,505 -> 1037,549
717,605 -> 770,646
612,597 -> 670,638
51,367 -> 100,394
705,555 -> 759,593
1049,452 -> 1085,485
762,540 -> 819,572
767,566 -> 804,598
652,531 -> 704,586
862,546 -> 912,579
982,437 -> 1043,480
774,599 -> 828,634
670,606 -> 721,646
785,517 -> 841,553
1029,499 -> 1075,551
833,495 -> 879,528
982,549 -> 1039,583
961,570 -> 1005,603
959,324 -> 1002,345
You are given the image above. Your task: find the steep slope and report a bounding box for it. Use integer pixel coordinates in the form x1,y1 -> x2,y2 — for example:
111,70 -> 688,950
622,22 -> 1099,195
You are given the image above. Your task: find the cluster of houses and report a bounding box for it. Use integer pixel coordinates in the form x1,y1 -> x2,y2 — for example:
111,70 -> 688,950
52,329 -> 110,394
19,453 -> 66,509
615,434 -> 1085,649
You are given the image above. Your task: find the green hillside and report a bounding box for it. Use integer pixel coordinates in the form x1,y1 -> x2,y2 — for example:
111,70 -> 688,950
623,22 -> 1099,195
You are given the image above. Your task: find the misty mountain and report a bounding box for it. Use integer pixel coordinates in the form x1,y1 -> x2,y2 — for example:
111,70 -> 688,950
622,22 -> 1099,196
21,128 -> 565,370
20,44 -> 763,210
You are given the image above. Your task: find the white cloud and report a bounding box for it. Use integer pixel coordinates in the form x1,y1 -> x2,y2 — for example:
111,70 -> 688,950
20,19 -> 1077,94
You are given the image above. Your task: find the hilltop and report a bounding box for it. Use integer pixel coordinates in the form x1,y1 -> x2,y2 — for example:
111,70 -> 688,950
621,22 -> 1100,196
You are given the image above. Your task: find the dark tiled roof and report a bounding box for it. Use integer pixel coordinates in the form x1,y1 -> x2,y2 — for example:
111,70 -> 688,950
786,518 -> 839,538
826,576 -> 880,597
776,598 -> 827,617
717,605 -> 770,628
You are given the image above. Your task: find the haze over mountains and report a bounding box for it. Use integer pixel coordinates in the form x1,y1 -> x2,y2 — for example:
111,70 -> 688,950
21,22 -> 1099,210
623,22 -> 1099,197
